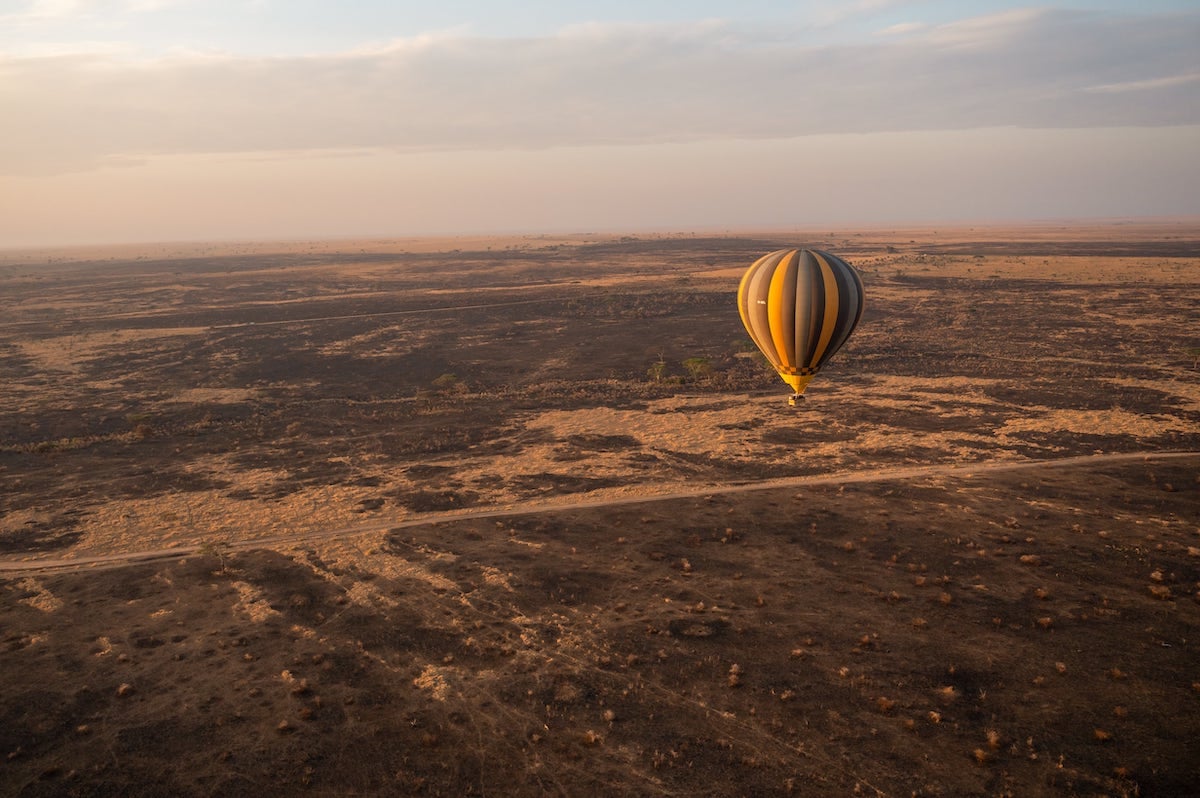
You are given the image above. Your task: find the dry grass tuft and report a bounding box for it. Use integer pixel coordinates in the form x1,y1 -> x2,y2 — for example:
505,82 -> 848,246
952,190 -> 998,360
1148,584 -> 1172,600
413,665 -> 450,701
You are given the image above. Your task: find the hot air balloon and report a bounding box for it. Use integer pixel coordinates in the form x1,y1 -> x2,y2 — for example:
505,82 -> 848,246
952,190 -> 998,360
737,249 -> 864,406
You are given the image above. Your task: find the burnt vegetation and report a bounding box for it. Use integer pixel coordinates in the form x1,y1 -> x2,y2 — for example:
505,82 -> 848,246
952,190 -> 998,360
4,235 -> 1196,522
1,231 -> 1198,795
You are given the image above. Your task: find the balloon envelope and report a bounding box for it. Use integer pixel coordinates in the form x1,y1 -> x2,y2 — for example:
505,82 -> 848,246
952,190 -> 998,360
737,249 -> 864,397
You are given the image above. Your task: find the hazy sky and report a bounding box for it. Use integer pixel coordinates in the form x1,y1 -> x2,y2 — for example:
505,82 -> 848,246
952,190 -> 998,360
2,1 -> 1198,246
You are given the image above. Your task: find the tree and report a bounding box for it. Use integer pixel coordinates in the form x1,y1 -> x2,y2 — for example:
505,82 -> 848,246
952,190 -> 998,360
682,357 -> 712,382
647,354 -> 668,382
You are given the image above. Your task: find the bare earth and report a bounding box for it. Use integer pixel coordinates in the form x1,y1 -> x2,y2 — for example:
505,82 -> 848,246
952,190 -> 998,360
1,221 -> 1198,796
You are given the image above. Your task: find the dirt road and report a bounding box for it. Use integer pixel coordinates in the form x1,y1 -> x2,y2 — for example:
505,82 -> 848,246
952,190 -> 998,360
4,449 -> 1195,575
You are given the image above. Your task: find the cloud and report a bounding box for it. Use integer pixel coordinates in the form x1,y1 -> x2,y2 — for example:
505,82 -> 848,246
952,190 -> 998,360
2,8 -> 1197,176
1085,71 -> 1200,94
920,7 -> 1047,48
875,22 -> 926,37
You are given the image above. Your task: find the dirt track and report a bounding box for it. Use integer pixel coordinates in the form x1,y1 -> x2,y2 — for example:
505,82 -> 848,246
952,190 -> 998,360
2,450 -> 1195,576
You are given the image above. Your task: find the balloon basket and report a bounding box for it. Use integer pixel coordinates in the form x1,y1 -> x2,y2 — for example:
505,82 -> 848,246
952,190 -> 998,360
787,394 -> 805,407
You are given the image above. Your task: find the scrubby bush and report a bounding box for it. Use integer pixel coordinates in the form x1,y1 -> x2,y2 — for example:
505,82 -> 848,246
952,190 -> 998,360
682,357 -> 712,382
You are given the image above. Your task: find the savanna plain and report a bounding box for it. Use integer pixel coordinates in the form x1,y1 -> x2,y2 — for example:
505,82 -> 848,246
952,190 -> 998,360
1,222 -> 1198,797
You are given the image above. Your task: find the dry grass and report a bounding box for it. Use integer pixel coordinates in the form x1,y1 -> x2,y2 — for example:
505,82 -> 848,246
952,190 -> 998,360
1,223 -> 1197,797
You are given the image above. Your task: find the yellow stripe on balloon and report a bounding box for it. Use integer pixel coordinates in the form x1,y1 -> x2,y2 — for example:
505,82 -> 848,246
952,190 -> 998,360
810,253 -> 841,366
767,253 -> 796,369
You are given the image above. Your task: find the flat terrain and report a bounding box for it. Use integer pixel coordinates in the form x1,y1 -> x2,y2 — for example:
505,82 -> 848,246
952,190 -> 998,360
1,222 -> 1198,796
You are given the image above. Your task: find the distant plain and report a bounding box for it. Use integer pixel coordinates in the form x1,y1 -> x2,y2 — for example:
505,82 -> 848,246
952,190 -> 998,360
2,221 -> 1198,796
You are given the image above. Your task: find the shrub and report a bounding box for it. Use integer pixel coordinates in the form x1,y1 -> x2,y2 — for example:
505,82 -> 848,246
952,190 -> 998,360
432,373 -> 464,393
682,357 -> 712,382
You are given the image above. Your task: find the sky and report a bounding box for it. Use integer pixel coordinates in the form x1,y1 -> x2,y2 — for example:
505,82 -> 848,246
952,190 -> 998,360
1,1 -> 1198,247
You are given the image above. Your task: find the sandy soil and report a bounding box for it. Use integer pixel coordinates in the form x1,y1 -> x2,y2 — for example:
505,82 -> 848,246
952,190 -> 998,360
1,222 -> 1198,796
